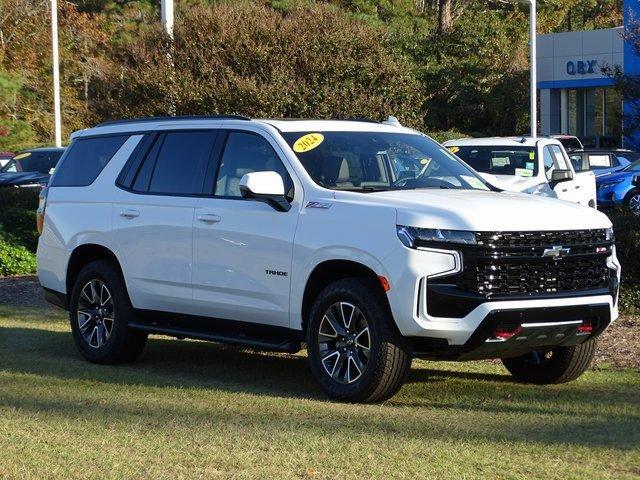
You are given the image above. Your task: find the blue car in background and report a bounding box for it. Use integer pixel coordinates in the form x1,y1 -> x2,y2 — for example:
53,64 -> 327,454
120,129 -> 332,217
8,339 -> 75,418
596,156 -> 640,214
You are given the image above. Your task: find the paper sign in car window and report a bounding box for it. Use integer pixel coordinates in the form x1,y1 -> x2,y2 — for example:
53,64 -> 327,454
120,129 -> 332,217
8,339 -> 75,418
529,152 -> 535,160
12,152 -> 31,160
461,175 -> 489,190
526,162 -> 534,170
491,156 -> 510,167
515,168 -> 533,177
419,158 -> 431,166
588,154 -> 610,167
447,146 -> 460,154
293,133 -> 324,153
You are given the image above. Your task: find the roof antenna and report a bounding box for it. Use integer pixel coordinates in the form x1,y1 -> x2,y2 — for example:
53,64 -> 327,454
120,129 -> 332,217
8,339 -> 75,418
383,115 -> 401,127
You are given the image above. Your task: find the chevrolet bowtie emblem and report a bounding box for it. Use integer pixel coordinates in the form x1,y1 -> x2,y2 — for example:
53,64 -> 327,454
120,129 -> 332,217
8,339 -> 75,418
542,245 -> 571,260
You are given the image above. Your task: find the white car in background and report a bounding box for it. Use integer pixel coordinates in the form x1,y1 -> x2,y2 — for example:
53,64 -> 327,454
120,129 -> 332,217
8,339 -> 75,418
443,137 -> 597,207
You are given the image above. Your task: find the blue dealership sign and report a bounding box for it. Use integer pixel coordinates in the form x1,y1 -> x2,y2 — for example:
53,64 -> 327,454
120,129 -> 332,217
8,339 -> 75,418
566,60 -> 598,75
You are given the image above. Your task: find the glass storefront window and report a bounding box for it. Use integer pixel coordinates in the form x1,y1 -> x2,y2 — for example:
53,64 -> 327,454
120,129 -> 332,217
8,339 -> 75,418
565,87 -> 621,147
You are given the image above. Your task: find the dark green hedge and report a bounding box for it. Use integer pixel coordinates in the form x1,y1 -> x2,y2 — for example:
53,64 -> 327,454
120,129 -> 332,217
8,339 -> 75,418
608,209 -> 640,314
0,187 -> 39,275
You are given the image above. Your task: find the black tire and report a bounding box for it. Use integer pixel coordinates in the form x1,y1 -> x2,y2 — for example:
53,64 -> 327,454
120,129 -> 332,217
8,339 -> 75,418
502,339 -> 597,385
69,259 -> 147,364
624,189 -> 640,216
306,278 -> 412,403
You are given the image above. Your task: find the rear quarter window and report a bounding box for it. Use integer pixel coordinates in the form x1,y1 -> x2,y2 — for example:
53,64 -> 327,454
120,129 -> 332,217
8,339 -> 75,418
51,135 -> 129,187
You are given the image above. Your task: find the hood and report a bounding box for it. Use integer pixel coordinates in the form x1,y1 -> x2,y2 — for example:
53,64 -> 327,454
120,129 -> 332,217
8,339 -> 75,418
0,172 -> 49,186
596,170 -> 634,184
335,189 -> 611,231
477,172 -> 539,192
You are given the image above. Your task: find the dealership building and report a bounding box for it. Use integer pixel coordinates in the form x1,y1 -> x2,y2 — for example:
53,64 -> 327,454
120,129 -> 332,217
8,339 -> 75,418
537,0 -> 640,147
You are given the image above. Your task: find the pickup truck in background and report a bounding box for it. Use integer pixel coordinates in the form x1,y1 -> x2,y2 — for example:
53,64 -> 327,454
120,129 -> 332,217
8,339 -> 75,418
443,137 -> 597,207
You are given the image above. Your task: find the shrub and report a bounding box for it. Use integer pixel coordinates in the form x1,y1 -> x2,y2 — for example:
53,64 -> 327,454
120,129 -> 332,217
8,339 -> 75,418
0,187 -> 39,252
608,209 -> 640,314
428,130 -> 470,143
93,2 -> 423,126
0,228 -> 36,276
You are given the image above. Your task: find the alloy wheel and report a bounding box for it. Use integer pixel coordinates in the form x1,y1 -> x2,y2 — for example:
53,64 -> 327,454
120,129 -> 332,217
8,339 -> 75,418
77,279 -> 115,349
629,194 -> 640,216
317,302 -> 371,384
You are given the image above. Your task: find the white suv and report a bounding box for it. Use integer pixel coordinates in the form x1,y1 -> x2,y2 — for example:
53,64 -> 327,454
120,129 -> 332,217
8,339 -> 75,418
37,116 -> 621,403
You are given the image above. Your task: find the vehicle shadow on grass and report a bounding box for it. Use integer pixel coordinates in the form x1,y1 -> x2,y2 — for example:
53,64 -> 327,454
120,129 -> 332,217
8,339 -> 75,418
1,324 -> 639,450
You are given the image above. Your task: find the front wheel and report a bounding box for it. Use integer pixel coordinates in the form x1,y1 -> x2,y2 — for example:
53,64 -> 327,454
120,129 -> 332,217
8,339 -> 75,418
625,190 -> 640,216
306,278 -> 412,403
502,339 -> 597,384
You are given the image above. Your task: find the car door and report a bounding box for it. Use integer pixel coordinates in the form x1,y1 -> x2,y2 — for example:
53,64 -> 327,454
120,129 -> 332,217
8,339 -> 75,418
192,129 -> 301,328
544,144 -> 582,203
112,129 -> 217,314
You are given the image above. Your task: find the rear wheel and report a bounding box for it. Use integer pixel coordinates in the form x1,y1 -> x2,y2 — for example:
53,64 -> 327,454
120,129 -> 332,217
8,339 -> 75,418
306,278 -> 412,403
502,339 -> 597,384
69,260 -> 147,364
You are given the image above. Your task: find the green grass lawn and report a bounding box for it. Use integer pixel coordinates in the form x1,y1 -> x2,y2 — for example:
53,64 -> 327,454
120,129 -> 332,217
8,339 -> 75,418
0,305 -> 638,479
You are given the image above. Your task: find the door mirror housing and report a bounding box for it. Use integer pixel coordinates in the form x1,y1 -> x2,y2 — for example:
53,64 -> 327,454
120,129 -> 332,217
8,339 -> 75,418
550,169 -> 574,186
239,171 -> 291,212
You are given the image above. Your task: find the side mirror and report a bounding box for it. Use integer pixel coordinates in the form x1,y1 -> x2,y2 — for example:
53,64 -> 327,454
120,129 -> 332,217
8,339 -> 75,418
550,169 -> 574,186
239,171 -> 291,212
633,175 -> 640,188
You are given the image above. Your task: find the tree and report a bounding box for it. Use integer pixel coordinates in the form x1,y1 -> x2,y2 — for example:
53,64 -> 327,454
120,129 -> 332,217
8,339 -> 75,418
0,71 -> 34,151
92,2 -> 424,126
438,0 -> 453,33
608,17 -> 640,149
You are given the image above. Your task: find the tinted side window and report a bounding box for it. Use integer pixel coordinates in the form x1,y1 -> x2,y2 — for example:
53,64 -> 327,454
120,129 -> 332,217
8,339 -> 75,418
549,145 -> 569,170
543,147 -> 555,179
214,132 -> 293,198
52,136 -> 128,186
569,154 -> 584,172
147,131 -> 216,195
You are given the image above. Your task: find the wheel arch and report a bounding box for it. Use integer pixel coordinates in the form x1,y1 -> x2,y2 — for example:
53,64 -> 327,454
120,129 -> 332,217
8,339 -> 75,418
66,243 -> 125,296
300,259 -> 391,334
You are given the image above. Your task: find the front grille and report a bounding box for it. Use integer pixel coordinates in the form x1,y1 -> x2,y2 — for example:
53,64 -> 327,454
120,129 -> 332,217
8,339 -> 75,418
459,229 -> 612,297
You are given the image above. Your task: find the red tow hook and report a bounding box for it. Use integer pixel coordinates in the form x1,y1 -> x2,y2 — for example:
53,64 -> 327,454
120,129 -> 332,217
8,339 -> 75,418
577,322 -> 594,335
490,326 -> 523,341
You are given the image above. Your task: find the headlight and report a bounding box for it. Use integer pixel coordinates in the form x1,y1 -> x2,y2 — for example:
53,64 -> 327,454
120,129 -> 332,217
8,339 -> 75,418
598,179 -> 624,190
605,227 -> 614,242
397,225 -> 477,249
522,183 -> 558,198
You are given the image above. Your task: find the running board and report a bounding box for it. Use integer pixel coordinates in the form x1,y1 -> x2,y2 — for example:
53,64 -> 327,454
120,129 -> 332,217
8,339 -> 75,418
128,313 -> 302,354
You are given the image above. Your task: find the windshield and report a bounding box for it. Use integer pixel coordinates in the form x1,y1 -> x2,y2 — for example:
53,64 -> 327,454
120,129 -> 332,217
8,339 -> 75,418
450,145 -> 538,178
624,158 -> 640,172
0,150 -> 63,174
282,131 -> 490,192
558,137 -> 582,150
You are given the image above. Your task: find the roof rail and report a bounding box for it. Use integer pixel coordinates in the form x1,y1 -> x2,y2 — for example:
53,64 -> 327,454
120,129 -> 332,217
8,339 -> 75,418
336,117 -> 380,124
96,115 -> 251,127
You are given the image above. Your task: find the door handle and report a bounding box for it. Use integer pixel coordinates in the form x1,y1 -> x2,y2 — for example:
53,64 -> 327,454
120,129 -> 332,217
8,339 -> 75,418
575,185 -> 580,189
197,213 -> 221,224
120,209 -> 140,219
561,188 -> 568,192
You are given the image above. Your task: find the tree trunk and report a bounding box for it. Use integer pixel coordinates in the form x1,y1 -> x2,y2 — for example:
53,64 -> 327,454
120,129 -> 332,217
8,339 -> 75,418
438,0 -> 453,34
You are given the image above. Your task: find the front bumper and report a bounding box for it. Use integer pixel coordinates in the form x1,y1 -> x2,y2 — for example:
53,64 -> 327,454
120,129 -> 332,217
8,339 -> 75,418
384,244 -> 621,350
411,303 -> 611,361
